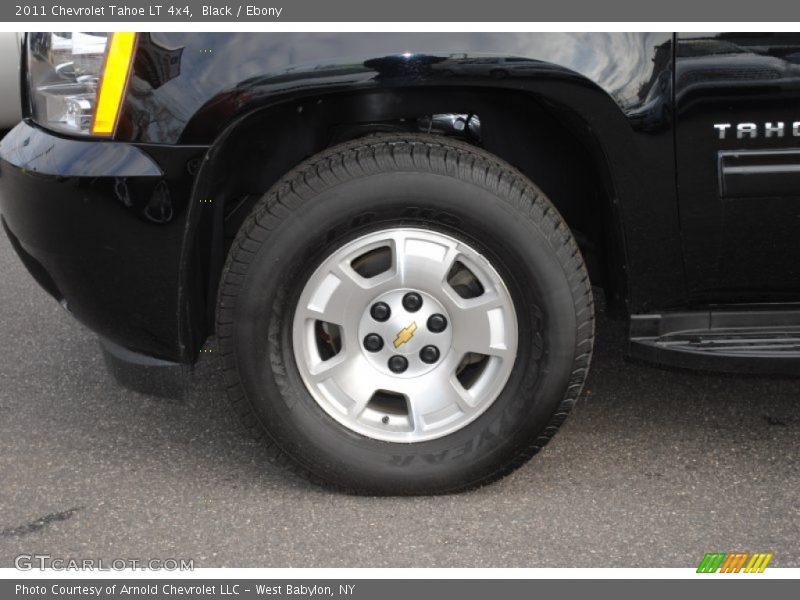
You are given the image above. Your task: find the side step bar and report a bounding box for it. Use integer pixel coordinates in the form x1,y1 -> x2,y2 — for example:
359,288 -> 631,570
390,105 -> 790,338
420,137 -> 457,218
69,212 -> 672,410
628,309 -> 800,376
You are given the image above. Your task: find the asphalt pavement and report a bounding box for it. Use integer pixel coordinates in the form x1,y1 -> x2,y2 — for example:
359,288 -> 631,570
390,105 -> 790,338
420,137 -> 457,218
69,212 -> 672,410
0,226 -> 798,568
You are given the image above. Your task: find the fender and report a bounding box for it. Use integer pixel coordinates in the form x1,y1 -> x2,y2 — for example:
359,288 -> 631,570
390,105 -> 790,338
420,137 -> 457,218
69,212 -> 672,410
119,32 -> 673,145
117,33 -> 682,360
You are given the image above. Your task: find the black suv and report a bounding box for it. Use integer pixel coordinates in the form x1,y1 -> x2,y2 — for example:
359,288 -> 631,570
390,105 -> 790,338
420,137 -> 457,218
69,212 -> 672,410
2,32 -> 799,494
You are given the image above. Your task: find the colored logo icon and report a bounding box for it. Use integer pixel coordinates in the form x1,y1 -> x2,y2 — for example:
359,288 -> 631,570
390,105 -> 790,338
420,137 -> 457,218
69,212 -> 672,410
393,322 -> 418,348
697,552 -> 773,573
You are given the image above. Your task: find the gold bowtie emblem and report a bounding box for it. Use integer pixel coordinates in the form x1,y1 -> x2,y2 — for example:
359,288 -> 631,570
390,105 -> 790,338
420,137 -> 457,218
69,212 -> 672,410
393,322 -> 418,348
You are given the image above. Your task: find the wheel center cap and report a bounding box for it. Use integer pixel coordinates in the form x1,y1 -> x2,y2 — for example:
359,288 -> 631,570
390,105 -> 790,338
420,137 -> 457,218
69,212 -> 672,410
358,289 -> 452,378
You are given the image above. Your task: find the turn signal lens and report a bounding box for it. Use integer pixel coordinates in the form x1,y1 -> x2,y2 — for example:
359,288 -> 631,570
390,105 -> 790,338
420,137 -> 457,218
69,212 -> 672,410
92,32 -> 136,135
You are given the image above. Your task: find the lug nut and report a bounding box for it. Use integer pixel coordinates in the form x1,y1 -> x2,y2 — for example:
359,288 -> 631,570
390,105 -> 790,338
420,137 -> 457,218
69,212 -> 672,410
388,355 -> 409,374
419,345 -> 440,364
363,334 -> 384,352
370,302 -> 391,322
402,292 -> 423,312
427,313 -> 447,333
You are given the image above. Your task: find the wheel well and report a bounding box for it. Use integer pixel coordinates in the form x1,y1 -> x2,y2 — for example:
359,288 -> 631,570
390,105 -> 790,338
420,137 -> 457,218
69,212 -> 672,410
190,87 -> 626,346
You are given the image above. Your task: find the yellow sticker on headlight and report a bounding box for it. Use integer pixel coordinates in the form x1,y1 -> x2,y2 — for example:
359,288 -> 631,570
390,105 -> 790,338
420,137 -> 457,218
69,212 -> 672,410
91,32 -> 137,136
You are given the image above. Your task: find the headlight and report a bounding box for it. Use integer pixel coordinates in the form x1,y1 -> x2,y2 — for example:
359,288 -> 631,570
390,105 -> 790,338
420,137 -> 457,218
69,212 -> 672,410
27,32 -> 137,136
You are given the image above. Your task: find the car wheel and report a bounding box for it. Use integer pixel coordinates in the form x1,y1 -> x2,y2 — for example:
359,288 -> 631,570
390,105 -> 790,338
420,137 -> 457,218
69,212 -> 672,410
217,134 -> 594,495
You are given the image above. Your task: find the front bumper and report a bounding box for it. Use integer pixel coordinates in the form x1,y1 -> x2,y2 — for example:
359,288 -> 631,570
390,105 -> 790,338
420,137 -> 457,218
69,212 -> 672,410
0,121 -> 205,362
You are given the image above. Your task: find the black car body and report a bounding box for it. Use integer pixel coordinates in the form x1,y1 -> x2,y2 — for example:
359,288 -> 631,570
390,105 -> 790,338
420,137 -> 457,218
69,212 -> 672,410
2,32 -> 799,493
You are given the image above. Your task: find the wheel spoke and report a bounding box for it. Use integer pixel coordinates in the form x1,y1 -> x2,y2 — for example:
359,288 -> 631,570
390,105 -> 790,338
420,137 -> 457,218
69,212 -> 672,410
296,262 -> 379,327
393,230 -> 460,291
308,350 -> 350,381
406,374 -> 473,433
450,293 -> 515,360
309,352 -> 376,417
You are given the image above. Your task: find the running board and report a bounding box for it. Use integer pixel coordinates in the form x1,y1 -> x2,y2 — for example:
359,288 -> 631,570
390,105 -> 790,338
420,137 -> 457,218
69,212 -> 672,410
628,309 -> 800,376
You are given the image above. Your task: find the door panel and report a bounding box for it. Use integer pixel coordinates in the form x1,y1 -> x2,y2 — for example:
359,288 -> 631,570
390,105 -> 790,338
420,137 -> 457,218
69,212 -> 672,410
676,32 -> 800,304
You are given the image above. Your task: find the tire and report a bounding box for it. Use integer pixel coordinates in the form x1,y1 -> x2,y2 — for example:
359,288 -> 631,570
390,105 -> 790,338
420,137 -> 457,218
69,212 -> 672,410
217,134 -> 594,495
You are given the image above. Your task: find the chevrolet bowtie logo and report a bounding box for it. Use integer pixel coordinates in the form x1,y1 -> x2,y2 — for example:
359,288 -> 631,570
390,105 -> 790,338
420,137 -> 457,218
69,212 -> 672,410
393,322 -> 418,348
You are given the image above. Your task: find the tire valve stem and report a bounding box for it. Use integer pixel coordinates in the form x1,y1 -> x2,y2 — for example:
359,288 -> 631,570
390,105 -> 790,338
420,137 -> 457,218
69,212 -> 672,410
382,416 -> 389,424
